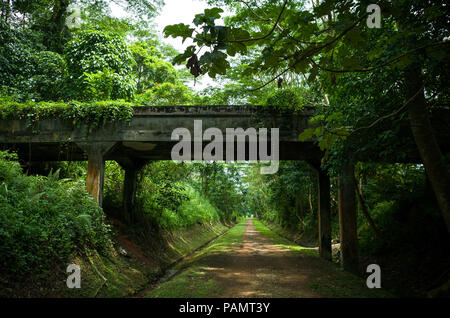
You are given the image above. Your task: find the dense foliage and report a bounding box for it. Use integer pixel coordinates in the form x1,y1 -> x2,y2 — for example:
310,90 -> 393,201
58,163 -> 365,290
0,100 -> 134,127
0,0 -> 194,105
166,0 -> 450,235
104,161 -> 246,230
245,162 -> 319,236
0,151 -> 111,278
65,30 -> 137,100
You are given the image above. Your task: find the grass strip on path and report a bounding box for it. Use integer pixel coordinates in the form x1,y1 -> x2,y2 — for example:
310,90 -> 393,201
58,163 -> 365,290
252,219 -> 318,256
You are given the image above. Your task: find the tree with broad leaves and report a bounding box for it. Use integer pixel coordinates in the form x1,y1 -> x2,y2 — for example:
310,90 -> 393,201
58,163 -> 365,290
164,0 -> 450,234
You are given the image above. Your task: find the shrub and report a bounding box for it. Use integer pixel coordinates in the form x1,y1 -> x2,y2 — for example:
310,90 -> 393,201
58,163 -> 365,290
0,151 -> 112,278
0,100 -> 134,128
135,82 -> 193,105
178,186 -> 220,227
64,30 -> 136,101
83,69 -> 136,101
264,88 -> 302,111
136,183 -> 220,230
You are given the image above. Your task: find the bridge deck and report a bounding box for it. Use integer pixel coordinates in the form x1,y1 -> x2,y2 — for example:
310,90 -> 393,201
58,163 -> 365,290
0,105 -> 321,162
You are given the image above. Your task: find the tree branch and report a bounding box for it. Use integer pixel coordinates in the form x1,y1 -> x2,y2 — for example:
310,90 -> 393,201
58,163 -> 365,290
236,0 -> 271,22
228,0 -> 289,43
309,42 -> 448,74
249,13 -> 369,91
248,66 -> 291,91
350,83 -> 426,135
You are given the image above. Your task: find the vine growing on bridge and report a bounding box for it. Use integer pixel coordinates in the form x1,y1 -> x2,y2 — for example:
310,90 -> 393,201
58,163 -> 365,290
0,101 -> 135,129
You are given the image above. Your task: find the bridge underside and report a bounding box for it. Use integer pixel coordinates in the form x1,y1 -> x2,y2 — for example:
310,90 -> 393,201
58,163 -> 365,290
2,140 -> 322,162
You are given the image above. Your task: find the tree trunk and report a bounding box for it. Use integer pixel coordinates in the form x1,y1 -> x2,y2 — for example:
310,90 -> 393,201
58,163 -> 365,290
405,64 -> 450,234
2,0 -> 11,22
44,0 -> 70,53
338,163 -> 360,275
295,190 -> 304,221
308,184 -> 314,214
123,167 -> 138,224
317,169 -> 332,261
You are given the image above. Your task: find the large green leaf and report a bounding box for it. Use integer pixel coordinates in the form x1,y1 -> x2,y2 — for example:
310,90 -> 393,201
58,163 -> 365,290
163,23 -> 195,43
172,46 -> 196,65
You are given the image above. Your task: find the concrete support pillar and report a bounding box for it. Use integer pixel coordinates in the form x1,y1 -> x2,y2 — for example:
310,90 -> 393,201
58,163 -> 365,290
86,151 -> 105,206
317,169 -> 332,261
338,162 -> 360,274
77,142 -> 115,207
307,159 -> 332,262
116,157 -> 147,224
123,167 -> 138,224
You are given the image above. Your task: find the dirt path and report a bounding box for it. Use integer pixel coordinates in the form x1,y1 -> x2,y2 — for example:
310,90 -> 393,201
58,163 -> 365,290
147,218 -> 389,298
196,218 -> 326,297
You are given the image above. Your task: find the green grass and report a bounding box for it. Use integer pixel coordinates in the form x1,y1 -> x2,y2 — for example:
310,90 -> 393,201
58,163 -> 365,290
68,249 -> 148,298
0,247 -> 149,298
148,265 -> 223,298
0,219 -> 231,297
252,219 -> 318,256
307,265 -> 393,298
147,219 -> 393,298
146,220 -> 247,298
157,222 -> 230,267
252,219 -> 392,298
61,222 -> 231,298
186,221 -> 246,261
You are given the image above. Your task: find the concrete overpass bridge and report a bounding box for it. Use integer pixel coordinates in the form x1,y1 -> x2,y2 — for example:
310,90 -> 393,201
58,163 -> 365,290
0,104 -> 434,275
0,105 -> 322,208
